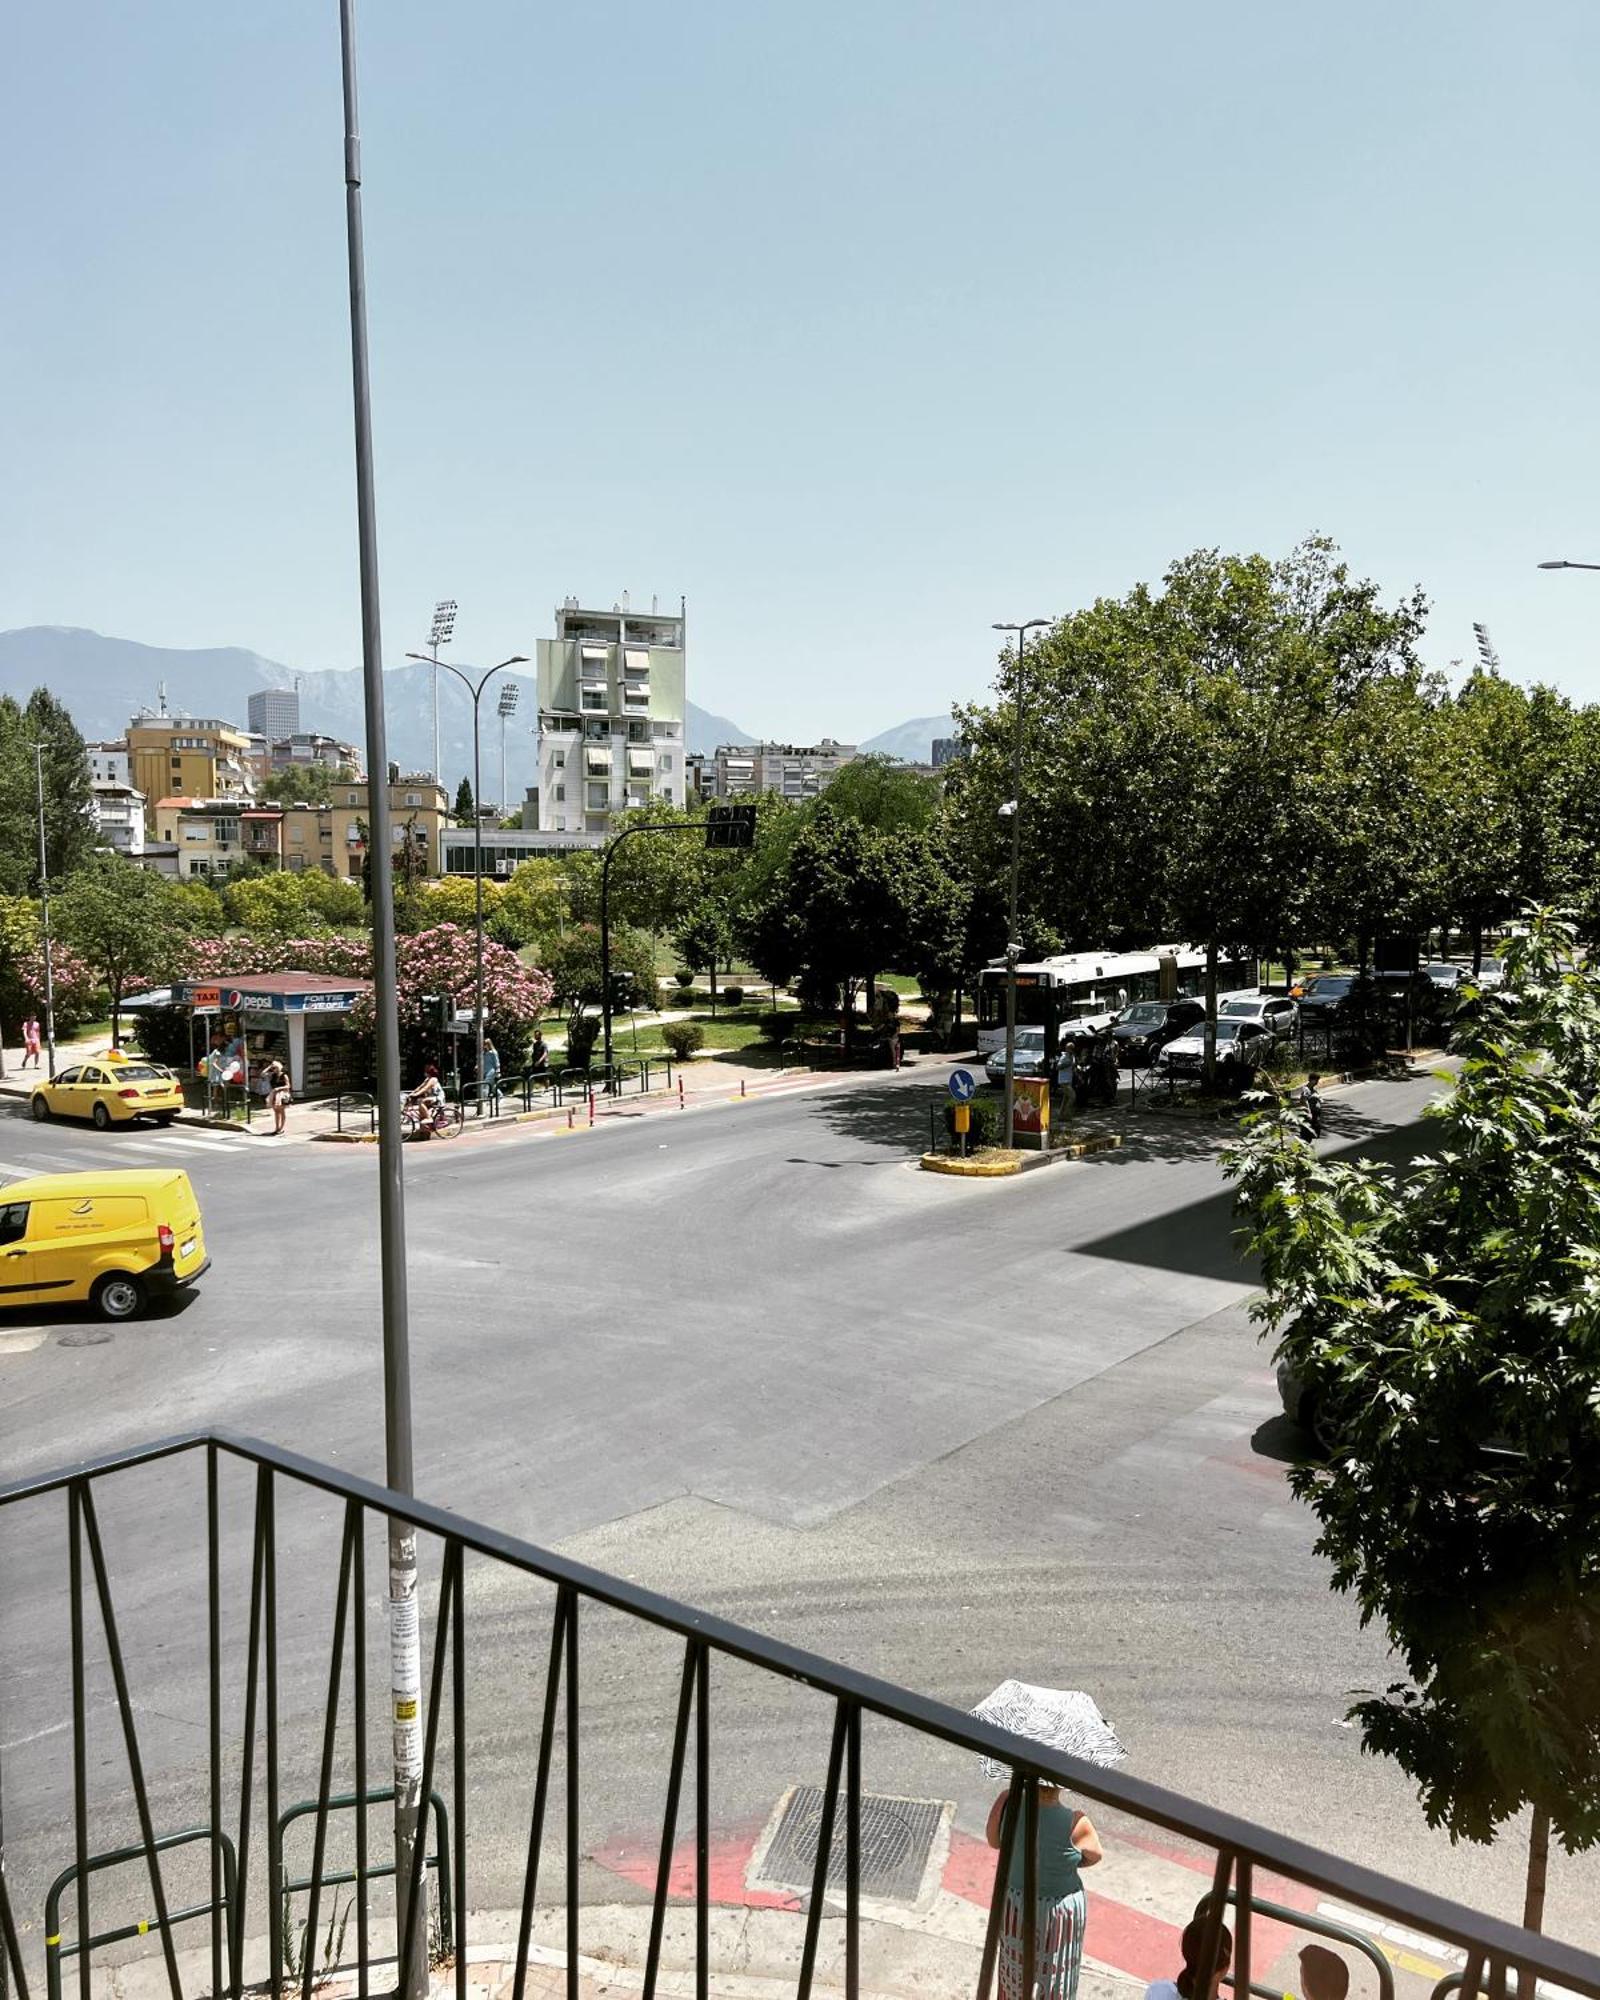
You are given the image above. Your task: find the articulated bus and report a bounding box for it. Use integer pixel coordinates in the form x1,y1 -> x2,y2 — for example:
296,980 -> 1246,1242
974,945 -> 1259,1062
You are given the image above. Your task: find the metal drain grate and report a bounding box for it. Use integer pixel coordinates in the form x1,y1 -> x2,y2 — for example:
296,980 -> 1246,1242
748,1786 -> 945,1905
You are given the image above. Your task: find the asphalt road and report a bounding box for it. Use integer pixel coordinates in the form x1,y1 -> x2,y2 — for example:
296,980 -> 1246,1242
0,1070 -> 1588,1965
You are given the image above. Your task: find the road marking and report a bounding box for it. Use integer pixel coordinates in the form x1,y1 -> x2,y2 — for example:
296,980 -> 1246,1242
0,1329 -> 48,1355
146,1131 -> 244,1151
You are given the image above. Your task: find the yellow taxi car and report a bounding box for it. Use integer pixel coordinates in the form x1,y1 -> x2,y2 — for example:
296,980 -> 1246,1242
0,1168 -> 209,1320
29,1051 -> 184,1130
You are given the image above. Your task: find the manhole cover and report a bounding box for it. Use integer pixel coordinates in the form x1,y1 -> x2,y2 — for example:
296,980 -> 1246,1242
748,1786 -> 946,1905
59,1328 -> 114,1348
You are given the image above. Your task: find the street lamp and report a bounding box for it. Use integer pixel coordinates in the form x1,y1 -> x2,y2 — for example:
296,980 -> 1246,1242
497,680 -> 520,821
34,742 -> 57,1078
406,651 -> 528,1113
426,599 -> 456,783
992,618 -> 1051,1150
1539,559 -> 1600,571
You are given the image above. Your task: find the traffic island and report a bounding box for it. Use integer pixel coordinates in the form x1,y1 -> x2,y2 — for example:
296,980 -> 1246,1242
920,1132 -> 1124,1176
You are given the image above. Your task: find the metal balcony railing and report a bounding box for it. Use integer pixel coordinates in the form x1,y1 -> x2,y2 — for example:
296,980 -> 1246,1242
1,1432 -> 1597,2000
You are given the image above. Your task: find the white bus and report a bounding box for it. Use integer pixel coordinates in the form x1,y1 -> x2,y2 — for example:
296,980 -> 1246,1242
974,945 -> 1259,1060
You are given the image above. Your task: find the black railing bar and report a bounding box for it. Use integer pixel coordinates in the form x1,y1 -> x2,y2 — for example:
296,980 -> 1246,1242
263,1474 -> 282,1997
231,1466 -> 265,1999
67,1485 -> 89,2000
1195,1847 -> 1234,2000
642,1641 -> 696,2000
511,1591 -> 569,2000
1235,1857 -> 1253,2000
13,1430 -> 1600,1998
0,1864 -> 30,2000
565,1594 -> 579,2000
205,1446 -> 224,2000
845,1703 -> 861,2000
1021,1775 -> 1038,2000
353,1519 -> 369,2000
78,1486 -> 186,2000
796,1703 -> 848,2000
694,1642 -> 708,2000
301,1502 -> 357,2000
975,1769 -> 1023,2000
452,1538 -> 467,2000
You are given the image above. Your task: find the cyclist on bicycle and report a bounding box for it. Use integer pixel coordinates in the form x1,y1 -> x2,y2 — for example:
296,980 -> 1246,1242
403,1063 -> 447,1134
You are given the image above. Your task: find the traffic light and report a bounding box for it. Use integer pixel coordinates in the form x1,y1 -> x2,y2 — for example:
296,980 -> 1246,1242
421,992 -> 450,1033
705,803 -> 756,850
607,970 -> 635,1012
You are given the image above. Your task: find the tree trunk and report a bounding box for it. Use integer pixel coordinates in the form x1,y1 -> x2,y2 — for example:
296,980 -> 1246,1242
110,979 -> 122,1051
1522,1809 -> 1549,1933
1201,941 -> 1218,1092
709,961 -> 718,1017
1473,926 -> 1484,977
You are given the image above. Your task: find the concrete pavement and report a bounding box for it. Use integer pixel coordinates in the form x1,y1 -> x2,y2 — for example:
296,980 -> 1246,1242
0,1064 -> 1591,1996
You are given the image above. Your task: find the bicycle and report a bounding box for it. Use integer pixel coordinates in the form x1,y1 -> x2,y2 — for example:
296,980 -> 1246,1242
400,1095 -> 463,1141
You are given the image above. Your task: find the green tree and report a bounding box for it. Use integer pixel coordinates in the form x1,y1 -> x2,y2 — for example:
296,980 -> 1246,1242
225,870 -> 325,936
822,756 -> 940,834
567,802 -> 708,938
673,900 -> 734,1007
167,878 -> 226,934
492,858 -> 571,950
453,777 -> 475,825
542,922 -> 657,1027
0,690 -> 94,894
1225,912 -> 1600,1934
261,763 -> 336,807
56,855 -> 198,1046
0,893 -> 40,1042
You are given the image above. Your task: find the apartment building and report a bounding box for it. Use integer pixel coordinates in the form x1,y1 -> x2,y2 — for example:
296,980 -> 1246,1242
153,798 -> 247,878
128,715 -> 255,829
931,736 -> 966,769
87,742 -> 132,787
248,688 -> 301,742
711,739 -> 856,801
90,783 -> 147,856
271,732 -> 363,776
534,597 -> 686,836
311,775 -> 448,880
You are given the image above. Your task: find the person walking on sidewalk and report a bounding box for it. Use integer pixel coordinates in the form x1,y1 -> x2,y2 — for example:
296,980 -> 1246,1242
480,1036 -> 500,1107
260,1057 -> 292,1136
986,1784 -> 1102,2000
21,1015 -> 41,1069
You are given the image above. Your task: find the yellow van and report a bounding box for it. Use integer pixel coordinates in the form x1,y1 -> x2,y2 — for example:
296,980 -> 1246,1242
0,1169 -> 209,1321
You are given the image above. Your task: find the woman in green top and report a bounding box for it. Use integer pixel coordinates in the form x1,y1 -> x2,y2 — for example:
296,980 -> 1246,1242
986,1785 -> 1103,2000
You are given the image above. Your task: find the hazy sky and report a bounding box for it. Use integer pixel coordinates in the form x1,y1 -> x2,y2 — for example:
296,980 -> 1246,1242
6,2 -> 1597,740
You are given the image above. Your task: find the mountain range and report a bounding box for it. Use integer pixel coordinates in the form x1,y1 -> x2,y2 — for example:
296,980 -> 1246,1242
0,627 -> 958,794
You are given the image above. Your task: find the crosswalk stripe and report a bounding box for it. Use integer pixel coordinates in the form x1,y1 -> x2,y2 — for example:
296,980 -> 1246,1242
147,1131 -> 245,1152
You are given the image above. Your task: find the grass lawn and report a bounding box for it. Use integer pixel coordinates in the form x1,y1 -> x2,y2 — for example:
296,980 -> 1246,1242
621,1008 -> 778,1057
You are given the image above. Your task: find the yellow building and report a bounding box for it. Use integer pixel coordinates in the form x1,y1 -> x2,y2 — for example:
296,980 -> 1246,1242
128,717 -> 254,829
279,776 -> 446,880
152,798 -> 247,879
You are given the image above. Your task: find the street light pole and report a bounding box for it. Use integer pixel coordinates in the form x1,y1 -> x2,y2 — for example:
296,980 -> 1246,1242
34,743 -> 57,1079
992,619 -> 1050,1149
426,599 -> 456,784
407,653 -> 527,1115
334,4 -> 423,1993
1538,559 -> 1600,571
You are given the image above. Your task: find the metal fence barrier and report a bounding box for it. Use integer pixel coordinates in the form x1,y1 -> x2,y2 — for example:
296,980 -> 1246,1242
1,1430 -> 1596,2000
43,1827 -> 238,2000
278,1788 -> 452,1947
331,1092 -> 379,1137
1197,1888 -> 1396,2000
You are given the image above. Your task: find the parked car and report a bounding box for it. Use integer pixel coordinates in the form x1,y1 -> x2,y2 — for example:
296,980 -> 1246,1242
1155,1016 -> 1272,1085
1218,994 -> 1299,1041
1294,972 -> 1367,1023
1452,955 -> 1507,993
983,1026 -> 1060,1087
1423,961 -> 1465,995
1111,997 -> 1206,1065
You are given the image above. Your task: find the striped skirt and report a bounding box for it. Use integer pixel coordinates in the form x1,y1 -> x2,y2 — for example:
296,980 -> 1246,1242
998,1885 -> 1086,2000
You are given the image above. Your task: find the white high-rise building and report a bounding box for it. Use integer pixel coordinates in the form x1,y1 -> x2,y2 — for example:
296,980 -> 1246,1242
534,597 -> 686,836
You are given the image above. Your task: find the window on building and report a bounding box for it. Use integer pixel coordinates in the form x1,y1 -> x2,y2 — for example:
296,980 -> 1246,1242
586,783 -> 609,811
553,749 -> 566,766
584,720 -> 608,741
581,687 -> 607,713
553,784 -> 565,803
659,754 -> 673,772
405,792 -> 421,807
348,791 -> 360,805
627,721 -> 650,743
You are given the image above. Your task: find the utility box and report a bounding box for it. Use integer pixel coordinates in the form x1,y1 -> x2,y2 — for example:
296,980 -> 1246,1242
1012,1077 -> 1051,1150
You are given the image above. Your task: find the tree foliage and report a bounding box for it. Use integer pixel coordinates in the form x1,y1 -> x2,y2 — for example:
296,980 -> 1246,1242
0,689 -> 94,895
56,854 -> 199,1044
1225,913 -> 1600,1925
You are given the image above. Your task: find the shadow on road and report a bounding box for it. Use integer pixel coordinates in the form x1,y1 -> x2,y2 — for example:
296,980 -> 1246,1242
1073,1117 -> 1433,1281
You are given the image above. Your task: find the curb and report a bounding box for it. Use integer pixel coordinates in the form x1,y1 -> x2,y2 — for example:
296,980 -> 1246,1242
920,1131 -> 1124,1177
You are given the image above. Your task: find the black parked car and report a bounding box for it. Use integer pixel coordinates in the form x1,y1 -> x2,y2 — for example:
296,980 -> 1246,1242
1111,997 -> 1206,1065
1294,972 -> 1368,1023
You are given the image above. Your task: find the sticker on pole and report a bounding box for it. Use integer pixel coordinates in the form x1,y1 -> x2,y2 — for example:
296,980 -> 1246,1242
948,1069 -> 977,1101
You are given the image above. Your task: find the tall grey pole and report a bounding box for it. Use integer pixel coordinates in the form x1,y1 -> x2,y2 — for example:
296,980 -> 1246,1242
432,650 -> 441,786
1003,642 -> 1023,1149
335,7 -> 424,1996
472,688 -> 486,1115
34,744 -> 57,1080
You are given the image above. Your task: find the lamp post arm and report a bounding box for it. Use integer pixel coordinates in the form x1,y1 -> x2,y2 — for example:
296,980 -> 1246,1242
600,820 -> 700,1080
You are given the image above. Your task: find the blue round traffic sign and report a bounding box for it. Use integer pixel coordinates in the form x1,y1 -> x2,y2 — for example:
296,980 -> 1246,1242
948,1068 -> 977,1101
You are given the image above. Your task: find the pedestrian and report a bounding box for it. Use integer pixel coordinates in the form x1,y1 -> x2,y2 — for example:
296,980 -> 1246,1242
481,1036 -> 500,1105
528,1028 -> 549,1075
1299,1071 -> 1324,1139
1299,1945 -> 1349,2000
986,1784 -> 1102,2000
1143,1917 -> 1234,2000
260,1057 -> 292,1136
21,1015 -> 41,1069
